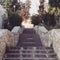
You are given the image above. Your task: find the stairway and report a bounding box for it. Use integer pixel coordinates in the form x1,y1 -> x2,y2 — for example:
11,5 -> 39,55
3,29 -> 57,60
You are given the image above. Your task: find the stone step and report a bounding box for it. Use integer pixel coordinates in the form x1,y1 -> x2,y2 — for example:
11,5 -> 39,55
6,54 -> 56,58
8,47 -> 53,51
3,29 -> 57,60
6,53 -> 56,56
7,51 -> 53,55
6,49 -> 55,54
3,57 -> 57,60
8,49 -> 53,53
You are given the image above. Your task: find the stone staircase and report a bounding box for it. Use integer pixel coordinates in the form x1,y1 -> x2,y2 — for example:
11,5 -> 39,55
3,29 -> 57,60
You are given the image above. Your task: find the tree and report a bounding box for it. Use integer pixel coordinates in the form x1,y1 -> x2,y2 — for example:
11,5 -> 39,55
0,0 -> 5,5
49,0 -> 60,27
49,0 -> 60,8
9,13 -> 22,29
31,15 -> 42,26
3,0 -> 22,30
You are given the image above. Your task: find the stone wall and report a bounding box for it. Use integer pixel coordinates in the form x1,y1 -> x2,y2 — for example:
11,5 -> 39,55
39,31 -> 53,47
11,26 -> 22,46
0,42 -> 6,60
0,29 -> 15,60
34,26 -> 60,60
34,26 -> 52,47
0,26 -> 23,60
49,29 -> 60,60
0,29 -> 15,47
